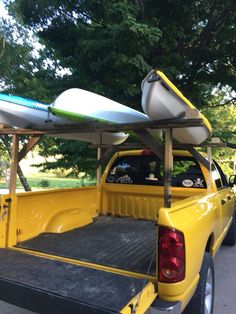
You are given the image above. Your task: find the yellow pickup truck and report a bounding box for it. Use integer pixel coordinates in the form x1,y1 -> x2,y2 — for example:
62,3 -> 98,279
0,149 -> 235,314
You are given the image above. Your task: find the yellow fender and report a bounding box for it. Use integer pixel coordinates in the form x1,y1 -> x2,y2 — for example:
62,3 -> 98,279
45,208 -> 93,233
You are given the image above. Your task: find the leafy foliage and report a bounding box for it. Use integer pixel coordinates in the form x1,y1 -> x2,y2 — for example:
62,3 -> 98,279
1,0 -> 236,175
36,138 -> 97,177
202,95 -> 236,175
6,0 -> 236,107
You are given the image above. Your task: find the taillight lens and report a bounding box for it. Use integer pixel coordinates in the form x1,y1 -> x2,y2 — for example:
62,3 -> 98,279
158,226 -> 185,283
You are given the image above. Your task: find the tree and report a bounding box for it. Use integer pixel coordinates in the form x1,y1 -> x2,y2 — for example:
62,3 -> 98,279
0,20 -> 34,190
202,94 -> 236,175
6,0 -> 236,107
3,0 -> 236,175
0,13 -> 85,183
35,138 -> 97,178
0,135 -> 32,190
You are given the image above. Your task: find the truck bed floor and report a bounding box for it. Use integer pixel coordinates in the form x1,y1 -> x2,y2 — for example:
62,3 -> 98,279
16,216 -> 157,275
0,249 -> 146,314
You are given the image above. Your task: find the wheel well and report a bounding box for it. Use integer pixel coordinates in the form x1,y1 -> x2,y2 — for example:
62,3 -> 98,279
205,233 -> 214,253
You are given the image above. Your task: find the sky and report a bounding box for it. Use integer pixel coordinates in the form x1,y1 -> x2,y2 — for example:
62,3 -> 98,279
0,1 -> 71,82
0,1 -> 9,19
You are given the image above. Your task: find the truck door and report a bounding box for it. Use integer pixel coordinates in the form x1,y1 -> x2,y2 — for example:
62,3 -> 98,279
212,161 -> 234,231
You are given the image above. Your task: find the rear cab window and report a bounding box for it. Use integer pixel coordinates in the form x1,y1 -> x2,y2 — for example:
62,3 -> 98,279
106,154 -> 206,188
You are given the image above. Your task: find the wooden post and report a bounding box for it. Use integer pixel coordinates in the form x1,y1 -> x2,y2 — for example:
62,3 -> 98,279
207,146 -> 212,193
97,147 -> 102,185
9,135 -> 19,194
164,129 -> 173,208
18,136 -> 42,162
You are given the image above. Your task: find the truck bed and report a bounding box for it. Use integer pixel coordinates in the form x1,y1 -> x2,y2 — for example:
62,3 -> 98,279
16,216 -> 157,275
0,249 -> 147,314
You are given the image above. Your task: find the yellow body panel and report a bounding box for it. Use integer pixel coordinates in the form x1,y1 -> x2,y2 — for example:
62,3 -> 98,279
101,183 -> 205,220
157,192 -> 220,309
121,282 -> 157,314
0,187 -> 100,246
45,208 -> 93,233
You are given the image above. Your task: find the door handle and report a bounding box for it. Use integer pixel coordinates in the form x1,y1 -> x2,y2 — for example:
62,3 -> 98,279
221,199 -> 226,205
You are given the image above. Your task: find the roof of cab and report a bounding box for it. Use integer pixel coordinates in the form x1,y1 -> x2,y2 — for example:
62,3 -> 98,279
117,149 -> 193,157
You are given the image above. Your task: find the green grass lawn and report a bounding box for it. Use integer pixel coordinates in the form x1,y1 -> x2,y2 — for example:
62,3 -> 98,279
0,173 -> 96,190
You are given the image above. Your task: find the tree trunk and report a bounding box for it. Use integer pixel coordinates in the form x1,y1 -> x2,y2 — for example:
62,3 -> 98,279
17,165 -> 31,191
0,36 -> 6,60
0,135 -> 32,191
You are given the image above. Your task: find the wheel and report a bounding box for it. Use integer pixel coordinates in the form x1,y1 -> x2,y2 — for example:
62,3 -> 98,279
223,210 -> 236,246
183,252 -> 214,314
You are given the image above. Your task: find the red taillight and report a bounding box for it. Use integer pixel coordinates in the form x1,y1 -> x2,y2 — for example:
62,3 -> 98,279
158,226 -> 185,283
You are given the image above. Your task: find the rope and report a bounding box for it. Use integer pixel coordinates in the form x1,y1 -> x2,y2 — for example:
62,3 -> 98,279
132,239 -> 157,313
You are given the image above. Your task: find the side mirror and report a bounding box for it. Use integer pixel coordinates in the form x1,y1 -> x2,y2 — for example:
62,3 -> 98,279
229,175 -> 236,187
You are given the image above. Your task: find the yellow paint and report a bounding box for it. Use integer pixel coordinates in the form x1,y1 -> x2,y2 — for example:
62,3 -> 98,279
45,208 -> 93,233
101,183 -> 205,220
156,70 -> 212,132
211,216 -> 233,256
157,186 -> 235,311
10,247 -> 156,282
1,148 -> 235,313
3,187 -> 100,245
157,275 -> 199,310
121,281 -> 157,314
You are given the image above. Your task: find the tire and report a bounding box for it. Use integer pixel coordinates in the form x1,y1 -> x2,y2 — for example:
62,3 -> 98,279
183,252 -> 214,314
223,210 -> 236,246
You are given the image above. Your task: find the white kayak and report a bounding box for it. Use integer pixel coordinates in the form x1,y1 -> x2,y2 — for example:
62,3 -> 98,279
141,70 -> 212,144
50,88 -> 151,123
0,93 -> 129,145
50,88 -> 161,142
53,131 -> 129,145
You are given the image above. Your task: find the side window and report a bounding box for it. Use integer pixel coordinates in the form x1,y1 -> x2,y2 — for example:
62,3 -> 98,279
211,163 -> 223,189
172,156 -> 206,188
213,160 -> 228,188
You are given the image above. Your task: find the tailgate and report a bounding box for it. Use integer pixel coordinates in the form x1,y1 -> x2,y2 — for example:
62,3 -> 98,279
0,250 -> 157,314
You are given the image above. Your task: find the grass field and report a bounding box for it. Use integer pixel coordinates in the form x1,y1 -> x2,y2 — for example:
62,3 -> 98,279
0,173 -> 96,190
0,153 -> 96,191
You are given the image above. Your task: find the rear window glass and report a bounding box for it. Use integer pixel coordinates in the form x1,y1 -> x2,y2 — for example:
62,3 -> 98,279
106,154 -> 206,188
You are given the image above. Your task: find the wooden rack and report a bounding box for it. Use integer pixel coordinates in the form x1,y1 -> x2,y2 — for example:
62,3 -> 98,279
1,118 -> 234,208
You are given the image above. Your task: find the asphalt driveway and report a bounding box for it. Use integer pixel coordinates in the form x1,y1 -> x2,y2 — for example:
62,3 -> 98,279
0,244 -> 235,313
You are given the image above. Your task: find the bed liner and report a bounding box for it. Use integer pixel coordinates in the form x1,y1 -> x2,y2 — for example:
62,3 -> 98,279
0,249 -> 149,314
16,215 -> 157,275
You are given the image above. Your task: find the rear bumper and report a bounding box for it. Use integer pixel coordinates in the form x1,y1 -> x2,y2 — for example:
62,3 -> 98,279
147,299 -> 181,314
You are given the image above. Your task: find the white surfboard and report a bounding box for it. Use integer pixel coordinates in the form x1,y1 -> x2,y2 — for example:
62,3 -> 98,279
141,70 -> 212,144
